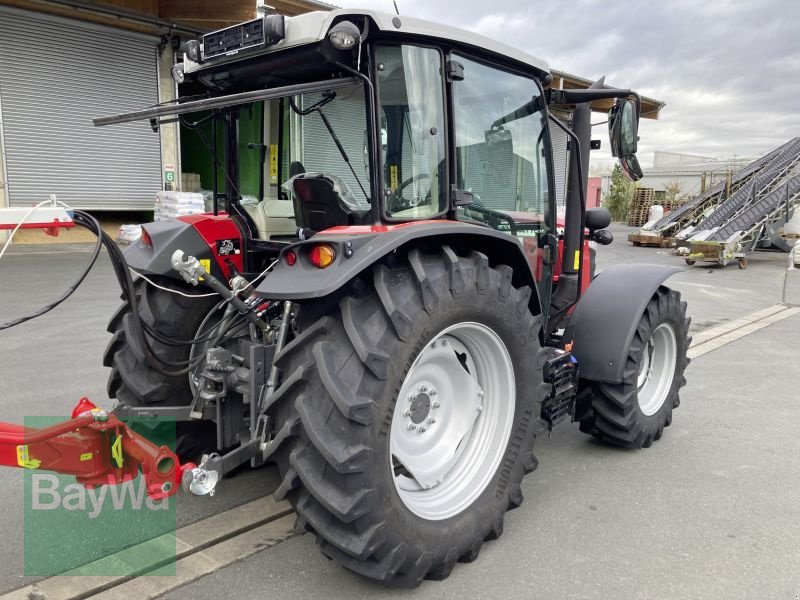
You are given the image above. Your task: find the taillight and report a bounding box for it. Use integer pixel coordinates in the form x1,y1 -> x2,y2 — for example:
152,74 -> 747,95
309,244 -> 336,269
285,250 -> 297,266
140,229 -> 152,247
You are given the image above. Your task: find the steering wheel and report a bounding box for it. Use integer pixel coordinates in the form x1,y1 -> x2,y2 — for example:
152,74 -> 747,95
387,173 -> 430,213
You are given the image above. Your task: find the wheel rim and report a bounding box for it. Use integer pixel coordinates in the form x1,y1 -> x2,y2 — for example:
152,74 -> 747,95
389,322 -> 515,521
636,322 -> 677,416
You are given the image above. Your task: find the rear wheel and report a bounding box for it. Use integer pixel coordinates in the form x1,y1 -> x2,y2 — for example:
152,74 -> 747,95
266,247 -> 548,586
104,277 -> 220,459
578,286 -> 690,448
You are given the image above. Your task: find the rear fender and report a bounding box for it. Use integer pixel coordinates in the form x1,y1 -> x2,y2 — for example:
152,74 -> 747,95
124,215 -> 244,282
563,264 -> 682,384
255,221 -> 543,315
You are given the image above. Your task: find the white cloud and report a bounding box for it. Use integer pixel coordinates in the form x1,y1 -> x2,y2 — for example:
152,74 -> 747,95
335,0 -> 800,164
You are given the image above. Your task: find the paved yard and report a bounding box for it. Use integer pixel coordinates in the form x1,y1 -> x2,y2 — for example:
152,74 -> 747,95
1,225 -> 798,599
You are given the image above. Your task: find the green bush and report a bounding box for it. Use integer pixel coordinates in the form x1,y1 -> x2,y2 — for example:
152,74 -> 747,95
604,164 -> 635,222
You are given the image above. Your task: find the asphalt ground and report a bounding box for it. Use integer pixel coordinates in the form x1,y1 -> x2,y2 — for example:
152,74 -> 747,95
1,224 -> 798,598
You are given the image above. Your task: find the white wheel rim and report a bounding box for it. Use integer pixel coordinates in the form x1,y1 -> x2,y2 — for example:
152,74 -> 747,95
637,323 -> 677,416
390,322 -> 515,521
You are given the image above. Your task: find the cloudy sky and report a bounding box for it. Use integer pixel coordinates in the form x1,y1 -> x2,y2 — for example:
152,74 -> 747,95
337,0 -> 800,168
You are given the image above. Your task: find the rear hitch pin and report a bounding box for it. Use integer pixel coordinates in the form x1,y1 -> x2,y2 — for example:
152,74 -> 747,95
181,454 -> 221,497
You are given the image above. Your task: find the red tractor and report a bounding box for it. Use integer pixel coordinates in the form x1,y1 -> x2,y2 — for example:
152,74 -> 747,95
4,9 -> 690,586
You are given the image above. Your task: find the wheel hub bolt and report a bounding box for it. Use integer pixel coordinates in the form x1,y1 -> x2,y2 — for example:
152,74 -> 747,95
427,417 -> 436,424
408,423 -> 417,431
403,409 -> 411,417
418,427 -> 426,433
408,393 -> 417,402
419,384 -> 428,393
432,401 -> 440,409
430,389 -> 437,396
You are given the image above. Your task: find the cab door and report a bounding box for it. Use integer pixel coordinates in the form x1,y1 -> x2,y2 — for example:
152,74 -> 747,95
448,54 -> 557,311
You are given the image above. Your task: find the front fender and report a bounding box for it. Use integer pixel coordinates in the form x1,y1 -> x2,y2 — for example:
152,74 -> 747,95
564,263 -> 682,384
256,221 -> 542,314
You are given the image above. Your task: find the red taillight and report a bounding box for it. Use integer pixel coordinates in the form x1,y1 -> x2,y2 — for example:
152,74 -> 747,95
140,229 -> 152,247
309,244 -> 336,269
285,250 -> 297,266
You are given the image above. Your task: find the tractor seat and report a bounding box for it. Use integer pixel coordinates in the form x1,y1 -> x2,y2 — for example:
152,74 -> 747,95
285,173 -> 370,233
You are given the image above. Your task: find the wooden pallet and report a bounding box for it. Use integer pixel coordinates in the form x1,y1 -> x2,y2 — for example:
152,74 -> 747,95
628,233 -> 674,248
626,188 -> 657,227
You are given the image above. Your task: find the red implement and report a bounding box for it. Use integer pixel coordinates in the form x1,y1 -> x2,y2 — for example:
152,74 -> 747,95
0,398 -> 193,500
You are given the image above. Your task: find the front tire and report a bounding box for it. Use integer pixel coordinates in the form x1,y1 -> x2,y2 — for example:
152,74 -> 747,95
578,286 -> 690,448
266,247 -> 548,586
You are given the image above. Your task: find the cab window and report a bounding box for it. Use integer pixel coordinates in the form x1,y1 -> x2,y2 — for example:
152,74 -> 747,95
376,45 -> 447,220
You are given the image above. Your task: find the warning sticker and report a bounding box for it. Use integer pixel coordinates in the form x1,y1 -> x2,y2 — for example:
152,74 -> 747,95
16,445 -> 41,469
573,250 -> 581,271
199,258 -> 211,281
269,144 -> 278,184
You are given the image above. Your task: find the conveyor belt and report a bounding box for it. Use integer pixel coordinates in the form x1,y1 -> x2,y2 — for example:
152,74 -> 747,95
693,137 -> 800,231
709,174 -> 800,241
649,137 -> 796,231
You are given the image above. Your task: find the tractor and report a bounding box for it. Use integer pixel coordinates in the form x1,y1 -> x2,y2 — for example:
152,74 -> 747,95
4,8 -> 691,587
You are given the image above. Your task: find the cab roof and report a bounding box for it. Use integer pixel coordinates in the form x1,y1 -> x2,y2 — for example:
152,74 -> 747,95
185,8 -> 550,77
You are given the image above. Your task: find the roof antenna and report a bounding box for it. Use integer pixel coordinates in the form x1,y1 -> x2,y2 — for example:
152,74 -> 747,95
393,1 -> 400,15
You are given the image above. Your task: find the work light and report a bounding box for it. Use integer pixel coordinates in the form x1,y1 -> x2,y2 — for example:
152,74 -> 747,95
328,21 -> 362,50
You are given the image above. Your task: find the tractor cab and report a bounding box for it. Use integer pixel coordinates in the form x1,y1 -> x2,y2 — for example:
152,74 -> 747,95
99,8 -> 642,317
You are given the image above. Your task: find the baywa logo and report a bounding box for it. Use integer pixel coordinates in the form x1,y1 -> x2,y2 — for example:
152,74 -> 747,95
22,416 -> 178,577
31,474 -> 169,519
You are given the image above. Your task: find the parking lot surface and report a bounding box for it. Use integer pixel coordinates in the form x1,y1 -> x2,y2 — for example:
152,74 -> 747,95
1,225 -> 798,599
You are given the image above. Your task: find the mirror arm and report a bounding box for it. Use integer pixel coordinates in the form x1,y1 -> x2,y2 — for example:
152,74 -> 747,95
548,88 -> 641,115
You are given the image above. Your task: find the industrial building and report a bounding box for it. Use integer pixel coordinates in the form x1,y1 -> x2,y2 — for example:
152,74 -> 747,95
0,0 -> 662,235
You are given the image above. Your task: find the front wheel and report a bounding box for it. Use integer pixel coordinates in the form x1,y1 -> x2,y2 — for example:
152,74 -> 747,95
578,286 -> 690,448
266,247 -> 548,586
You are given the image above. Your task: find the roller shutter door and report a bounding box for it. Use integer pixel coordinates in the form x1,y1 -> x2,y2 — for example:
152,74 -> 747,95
0,8 -> 161,209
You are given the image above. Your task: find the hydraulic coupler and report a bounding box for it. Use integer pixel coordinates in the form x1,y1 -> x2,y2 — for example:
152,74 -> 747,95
0,397 -> 193,499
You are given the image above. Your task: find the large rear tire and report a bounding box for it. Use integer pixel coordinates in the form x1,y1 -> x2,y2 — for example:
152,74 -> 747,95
266,247 -> 548,586
577,286 -> 690,448
103,277 -> 219,458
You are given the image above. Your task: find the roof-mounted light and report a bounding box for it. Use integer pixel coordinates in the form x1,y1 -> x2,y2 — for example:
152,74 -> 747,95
328,21 -> 362,50
185,39 -> 201,63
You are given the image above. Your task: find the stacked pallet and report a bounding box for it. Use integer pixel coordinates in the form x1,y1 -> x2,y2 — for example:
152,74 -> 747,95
662,197 -> 687,214
626,187 -> 656,227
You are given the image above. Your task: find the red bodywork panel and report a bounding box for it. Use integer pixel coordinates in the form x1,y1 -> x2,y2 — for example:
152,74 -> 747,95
321,220 -> 445,234
178,213 -> 244,279
0,398 -> 191,500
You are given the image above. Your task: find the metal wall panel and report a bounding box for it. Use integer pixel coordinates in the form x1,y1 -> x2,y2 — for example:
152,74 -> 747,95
0,8 -> 161,209
551,118 -> 569,207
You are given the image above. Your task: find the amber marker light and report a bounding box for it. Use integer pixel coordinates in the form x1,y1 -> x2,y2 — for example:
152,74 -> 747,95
309,244 -> 336,269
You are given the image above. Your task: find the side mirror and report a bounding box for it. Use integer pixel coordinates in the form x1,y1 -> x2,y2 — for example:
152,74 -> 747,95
592,229 -> 614,246
585,207 -> 611,231
608,99 -> 643,181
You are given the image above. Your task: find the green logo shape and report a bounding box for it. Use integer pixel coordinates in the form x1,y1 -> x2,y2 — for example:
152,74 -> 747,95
23,416 -> 178,577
